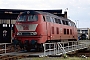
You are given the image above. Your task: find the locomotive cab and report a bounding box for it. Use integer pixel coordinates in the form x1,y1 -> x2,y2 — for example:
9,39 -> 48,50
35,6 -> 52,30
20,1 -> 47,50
14,11 -> 47,51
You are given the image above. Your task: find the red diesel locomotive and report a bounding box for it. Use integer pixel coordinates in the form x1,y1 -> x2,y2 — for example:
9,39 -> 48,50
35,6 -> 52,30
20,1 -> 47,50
13,11 -> 77,51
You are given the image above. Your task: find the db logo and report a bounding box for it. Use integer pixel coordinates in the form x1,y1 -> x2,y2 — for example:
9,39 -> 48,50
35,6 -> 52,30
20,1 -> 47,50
22,25 -> 29,30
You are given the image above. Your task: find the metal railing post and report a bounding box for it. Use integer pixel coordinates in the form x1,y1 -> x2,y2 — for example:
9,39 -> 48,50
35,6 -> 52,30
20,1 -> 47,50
72,41 -> 73,50
5,43 -> 6,54
58,42 -> 59,53
49,43 -> 52,55
68,42 -> 69,51
54,43 -> 56,55
56,43 -> 57,54
44,44 -> 46,56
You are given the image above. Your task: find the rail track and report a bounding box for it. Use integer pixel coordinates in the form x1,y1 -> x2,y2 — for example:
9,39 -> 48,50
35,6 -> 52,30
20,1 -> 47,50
0,54 -> 27,60
0,51 -> 46,60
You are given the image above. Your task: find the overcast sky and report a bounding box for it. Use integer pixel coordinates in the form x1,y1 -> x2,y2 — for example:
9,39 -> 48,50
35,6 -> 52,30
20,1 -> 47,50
0,0 -> 90,28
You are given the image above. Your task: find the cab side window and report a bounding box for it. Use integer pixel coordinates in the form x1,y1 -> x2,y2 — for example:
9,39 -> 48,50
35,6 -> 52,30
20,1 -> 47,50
43,16 -> 45,21
55,18 -> 61,24
46,16 -> 51,22
62,20 -> 69,25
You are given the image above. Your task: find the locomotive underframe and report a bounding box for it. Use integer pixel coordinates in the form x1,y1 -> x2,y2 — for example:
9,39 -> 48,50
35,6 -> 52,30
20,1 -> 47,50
12,36 -> 77,52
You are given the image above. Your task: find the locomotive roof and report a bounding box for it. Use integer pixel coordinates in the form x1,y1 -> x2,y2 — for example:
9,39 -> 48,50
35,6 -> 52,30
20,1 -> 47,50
21,10 -> 66,20
35,11 -> 74,23
20,10 -> 75,24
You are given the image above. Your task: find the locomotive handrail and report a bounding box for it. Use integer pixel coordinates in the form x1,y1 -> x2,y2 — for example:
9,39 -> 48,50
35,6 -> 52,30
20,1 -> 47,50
43,41 -> 88,56
45,49 -> 55,51
44,43 -> 56,44
0,43 -> 11,45
57,42 -> 66,54
0,43 -> 11,54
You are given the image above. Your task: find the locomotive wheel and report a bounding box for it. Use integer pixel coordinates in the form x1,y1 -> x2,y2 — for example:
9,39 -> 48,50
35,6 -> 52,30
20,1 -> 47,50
35,44 -> 40,52
25,44 -> 38,52
36,44 -> 44,52
40,44 -> 44,51
26,46 -> 30,52
24,41 -> 44,52
34,43 -> 41,52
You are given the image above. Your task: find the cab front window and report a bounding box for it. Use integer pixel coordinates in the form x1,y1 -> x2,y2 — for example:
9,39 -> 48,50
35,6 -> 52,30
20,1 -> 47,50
17,15 -> 27,21
28,15 -> 38,21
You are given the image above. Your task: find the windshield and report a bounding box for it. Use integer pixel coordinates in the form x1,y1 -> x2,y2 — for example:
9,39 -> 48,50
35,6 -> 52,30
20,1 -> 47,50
17,14 -> 38,22
28,15 -> 38,21
17,15 -> 27,21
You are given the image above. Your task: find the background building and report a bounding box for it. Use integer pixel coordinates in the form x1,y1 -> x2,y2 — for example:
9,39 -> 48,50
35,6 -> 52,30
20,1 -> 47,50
77,28 -> 90,40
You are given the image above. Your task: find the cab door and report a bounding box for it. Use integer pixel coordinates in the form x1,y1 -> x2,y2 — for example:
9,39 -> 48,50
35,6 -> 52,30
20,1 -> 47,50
46,22 -> 51,40
46,16 -> 52,41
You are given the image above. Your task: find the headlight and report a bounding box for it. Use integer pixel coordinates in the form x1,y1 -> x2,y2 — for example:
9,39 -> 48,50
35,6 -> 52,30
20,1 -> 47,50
17,32 -> 22,35
17,32 -> 37,36
31,32 -> 37,35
